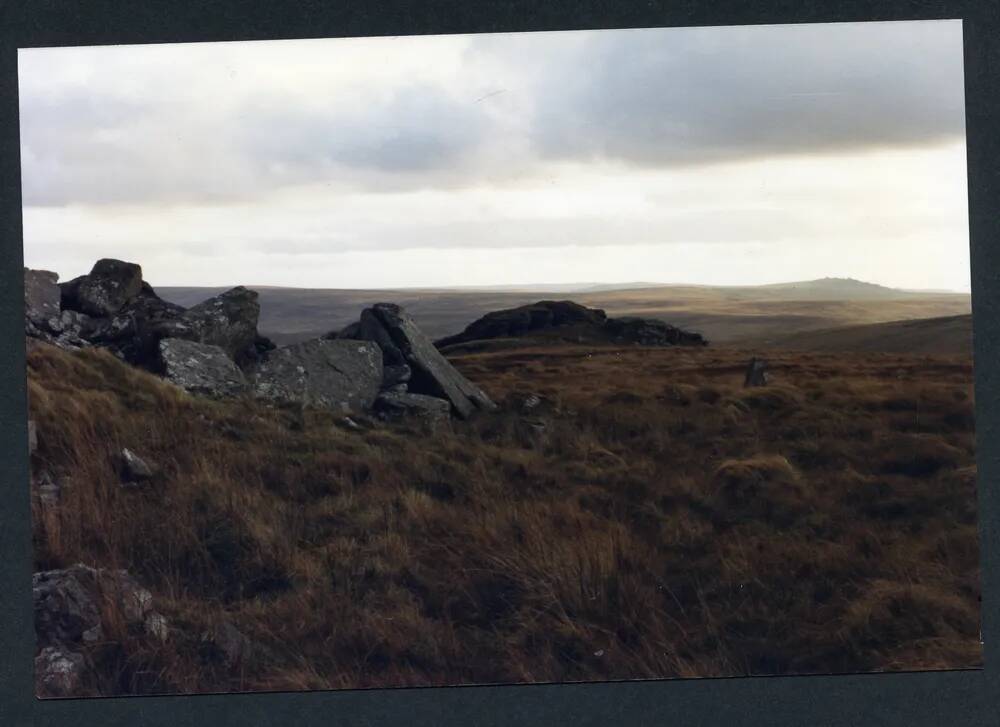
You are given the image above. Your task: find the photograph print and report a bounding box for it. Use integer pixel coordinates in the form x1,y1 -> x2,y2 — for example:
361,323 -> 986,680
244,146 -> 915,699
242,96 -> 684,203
20,19 -> 980,698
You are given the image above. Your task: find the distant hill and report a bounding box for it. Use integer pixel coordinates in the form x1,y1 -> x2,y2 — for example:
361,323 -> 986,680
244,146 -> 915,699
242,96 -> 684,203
750,314 -> 973,355
755,277 -> 915,299
157,280 -> 972,347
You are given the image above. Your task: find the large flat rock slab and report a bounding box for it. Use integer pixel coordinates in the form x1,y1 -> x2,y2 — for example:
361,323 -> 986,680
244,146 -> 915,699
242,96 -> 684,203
158,338 -> 248,398
364,303 -> 496,419
252,338 -> 382,413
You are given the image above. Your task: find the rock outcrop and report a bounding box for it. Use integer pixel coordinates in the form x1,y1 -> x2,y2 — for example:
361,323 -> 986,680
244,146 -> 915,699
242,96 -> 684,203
159,338 -> 248,398
89,292 -> 189,368
24,268 -> 61,327
178,286 -> 263,367
24,269 -> 94,350
603,316 -> 707,346
33,564 -> 167,698
344,303 -> 496,419
252,338 -> 383,413
25,264 -> 496,422
68,259 -> 144,317
436,301 -> 605,348
26,263 -> 276,372
435,300 -> 707,349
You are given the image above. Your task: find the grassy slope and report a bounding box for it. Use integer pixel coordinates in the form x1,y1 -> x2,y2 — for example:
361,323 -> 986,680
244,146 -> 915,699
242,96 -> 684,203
27,340 -> 981,696
158,285 -> 972,345
745,314 -> 972,355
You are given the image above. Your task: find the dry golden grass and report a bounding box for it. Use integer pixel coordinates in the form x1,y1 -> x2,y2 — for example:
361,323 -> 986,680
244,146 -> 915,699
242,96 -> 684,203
27,340 -> 980,696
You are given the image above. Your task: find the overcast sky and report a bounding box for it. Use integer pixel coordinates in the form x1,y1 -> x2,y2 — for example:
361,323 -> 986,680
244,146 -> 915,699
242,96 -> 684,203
18,20 -> 969,291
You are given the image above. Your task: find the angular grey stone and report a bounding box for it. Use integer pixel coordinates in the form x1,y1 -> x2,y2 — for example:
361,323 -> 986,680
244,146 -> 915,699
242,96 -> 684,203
55,309 -> 96,337
33,564 -> 154,652
363,303 -> 496,419
24,268 -> 61,326
158,338 -> 247,398
382,363 -> 412,389
88,289 -> 189,368
374,391 -> 451,422
178,286 -> 261,366
358,308 -> 407,365
121,448 -> 155,481
35,645 -> 87,698
252,338 -> 382,413
33,566 -> 102,647
73,259 -> 144,317
323,321 -> 360,340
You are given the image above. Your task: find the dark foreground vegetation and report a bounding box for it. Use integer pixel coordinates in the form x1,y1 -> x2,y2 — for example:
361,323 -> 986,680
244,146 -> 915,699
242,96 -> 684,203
28,339 -> 981,695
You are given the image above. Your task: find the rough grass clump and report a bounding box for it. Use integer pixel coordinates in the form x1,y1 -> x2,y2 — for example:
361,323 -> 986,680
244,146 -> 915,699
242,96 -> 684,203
877,433 -> 965,476
711,455 -> 810,526
735,383 -> 806,413
26,339 -> 981,695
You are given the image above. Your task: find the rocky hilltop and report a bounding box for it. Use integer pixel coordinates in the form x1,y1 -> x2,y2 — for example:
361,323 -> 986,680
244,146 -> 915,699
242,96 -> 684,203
434,300 -> 707,350
24,260 -> 495,423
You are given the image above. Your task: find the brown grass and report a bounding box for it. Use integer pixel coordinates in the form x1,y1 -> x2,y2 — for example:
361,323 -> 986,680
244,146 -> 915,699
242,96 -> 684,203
27,341 -> 981,696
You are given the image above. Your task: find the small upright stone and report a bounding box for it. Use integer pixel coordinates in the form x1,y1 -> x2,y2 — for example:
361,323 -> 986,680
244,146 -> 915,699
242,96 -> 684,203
744,357 -> 769,387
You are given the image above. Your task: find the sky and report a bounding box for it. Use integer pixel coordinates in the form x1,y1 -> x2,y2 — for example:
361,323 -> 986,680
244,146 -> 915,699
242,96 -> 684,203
18,20 -> 970,291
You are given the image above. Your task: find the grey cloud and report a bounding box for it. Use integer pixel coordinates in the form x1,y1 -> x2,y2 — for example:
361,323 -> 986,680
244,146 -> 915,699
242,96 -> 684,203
236,83 -> 493,179
233,203 -> 932,257
19,21 -> 965,207
517,22 -> 965,166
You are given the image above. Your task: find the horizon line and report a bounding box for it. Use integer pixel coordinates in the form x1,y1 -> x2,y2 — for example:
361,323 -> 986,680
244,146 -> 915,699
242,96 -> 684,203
145,277 -> 972,295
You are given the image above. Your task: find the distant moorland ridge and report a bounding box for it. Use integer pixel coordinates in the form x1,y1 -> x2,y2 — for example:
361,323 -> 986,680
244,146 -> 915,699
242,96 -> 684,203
155,278 -> 971,346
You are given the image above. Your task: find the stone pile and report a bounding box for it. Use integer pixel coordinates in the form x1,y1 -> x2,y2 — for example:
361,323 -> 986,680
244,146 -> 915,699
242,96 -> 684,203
25,262 -> 496,422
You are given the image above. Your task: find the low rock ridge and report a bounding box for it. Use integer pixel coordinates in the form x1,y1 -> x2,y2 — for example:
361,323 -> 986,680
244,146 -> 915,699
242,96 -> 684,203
24,262 -> 495,422
434,300 -> 708,349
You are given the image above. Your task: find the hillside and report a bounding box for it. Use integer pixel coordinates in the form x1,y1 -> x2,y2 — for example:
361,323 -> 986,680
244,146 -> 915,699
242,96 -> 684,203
755,277 -> 909,299
751,315 -> 973,355
27,337 -> 981,695
158,281 -> 972,347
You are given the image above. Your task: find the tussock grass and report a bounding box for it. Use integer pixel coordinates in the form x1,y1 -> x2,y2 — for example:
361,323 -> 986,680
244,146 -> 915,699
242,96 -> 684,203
27,341 -> 980,695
